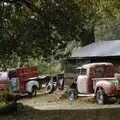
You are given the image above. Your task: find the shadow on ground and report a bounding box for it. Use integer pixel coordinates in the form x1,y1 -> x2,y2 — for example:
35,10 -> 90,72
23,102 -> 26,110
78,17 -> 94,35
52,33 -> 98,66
0,103 -> 120,120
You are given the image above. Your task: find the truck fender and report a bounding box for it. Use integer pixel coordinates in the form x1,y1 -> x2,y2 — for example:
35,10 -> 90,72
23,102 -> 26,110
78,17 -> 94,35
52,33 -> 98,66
26,80 -> 39,93
95,80 -> 116,95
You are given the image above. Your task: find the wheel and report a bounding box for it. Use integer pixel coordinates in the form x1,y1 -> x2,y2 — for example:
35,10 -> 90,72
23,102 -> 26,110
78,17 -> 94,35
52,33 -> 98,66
45,83 -> 54,94
29,86 -> 37,97
96,88 -> 108,104
58,78 -> 64,90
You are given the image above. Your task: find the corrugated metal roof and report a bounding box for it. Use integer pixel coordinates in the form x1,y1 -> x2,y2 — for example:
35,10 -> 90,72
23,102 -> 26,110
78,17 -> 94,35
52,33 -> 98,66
72,40 -> 120,58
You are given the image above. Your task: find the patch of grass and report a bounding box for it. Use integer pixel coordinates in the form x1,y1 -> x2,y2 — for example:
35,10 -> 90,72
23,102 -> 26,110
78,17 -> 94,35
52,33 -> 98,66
76,97 -> 96,104
67,100 -> 75,105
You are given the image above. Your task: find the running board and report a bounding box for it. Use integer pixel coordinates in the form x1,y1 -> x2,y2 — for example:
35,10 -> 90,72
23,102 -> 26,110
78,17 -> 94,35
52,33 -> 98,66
78,93 -> 95,97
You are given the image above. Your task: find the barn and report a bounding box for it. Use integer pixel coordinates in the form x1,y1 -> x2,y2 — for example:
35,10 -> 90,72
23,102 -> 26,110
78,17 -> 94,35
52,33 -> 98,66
64,40 -> 120,79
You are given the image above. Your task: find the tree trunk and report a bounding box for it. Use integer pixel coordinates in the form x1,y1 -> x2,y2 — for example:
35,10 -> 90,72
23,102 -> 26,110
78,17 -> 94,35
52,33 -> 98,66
81,25 -> 95,46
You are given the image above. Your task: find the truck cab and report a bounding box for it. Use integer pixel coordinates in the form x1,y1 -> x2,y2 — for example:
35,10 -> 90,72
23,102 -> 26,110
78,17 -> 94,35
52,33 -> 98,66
76,62 -> 116,94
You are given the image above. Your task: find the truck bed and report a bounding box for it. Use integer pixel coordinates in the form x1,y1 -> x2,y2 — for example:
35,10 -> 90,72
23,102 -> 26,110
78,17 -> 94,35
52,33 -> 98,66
92,77 -> 116,81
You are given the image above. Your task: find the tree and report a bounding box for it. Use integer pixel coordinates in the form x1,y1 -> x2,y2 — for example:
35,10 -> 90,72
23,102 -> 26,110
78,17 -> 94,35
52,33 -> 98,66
0,0 -> 120,61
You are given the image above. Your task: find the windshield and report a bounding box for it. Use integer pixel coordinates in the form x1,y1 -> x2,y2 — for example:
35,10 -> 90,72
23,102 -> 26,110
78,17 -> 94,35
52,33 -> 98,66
80,68 -> 87,75
8,71 -> 18,78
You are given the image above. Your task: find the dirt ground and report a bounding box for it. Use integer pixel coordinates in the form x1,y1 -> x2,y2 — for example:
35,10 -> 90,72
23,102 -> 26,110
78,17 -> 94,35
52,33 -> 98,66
1,88 -> 120,120
18,88 -> 120,110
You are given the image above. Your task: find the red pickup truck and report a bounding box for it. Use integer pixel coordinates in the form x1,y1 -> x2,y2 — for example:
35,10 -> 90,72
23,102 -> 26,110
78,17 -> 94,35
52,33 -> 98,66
69,62 -> 120,104
0,67 -> 40,101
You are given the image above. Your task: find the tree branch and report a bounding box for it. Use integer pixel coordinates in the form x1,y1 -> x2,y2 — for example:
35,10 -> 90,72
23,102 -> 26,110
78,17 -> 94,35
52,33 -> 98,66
4,0 -> 41,14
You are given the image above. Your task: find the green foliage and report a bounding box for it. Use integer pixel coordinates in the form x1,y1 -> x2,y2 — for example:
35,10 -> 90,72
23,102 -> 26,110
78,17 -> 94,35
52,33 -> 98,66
92,0 -> 120,22
0,0 -> 97,60
28,57 -> 62,75
0,0 -> 119,63
0,87 -> 9,105
95,22 -> 120,41
0,53 -> 62,75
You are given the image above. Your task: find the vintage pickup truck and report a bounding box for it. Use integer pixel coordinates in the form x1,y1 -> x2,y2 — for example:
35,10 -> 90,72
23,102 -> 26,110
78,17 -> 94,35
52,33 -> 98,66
0,67 -> 40,102
69,62 -> 120,104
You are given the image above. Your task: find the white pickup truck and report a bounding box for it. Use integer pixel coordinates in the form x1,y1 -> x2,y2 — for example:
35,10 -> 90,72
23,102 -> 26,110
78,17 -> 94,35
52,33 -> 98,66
69,62 -> 120,104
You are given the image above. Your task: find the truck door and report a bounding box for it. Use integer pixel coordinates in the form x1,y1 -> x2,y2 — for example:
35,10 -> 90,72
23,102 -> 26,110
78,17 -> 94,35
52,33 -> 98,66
8,70 -> 19,92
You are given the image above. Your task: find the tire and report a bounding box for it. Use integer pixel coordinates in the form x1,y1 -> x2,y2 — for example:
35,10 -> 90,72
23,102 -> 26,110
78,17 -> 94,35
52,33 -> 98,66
29,86 -> 37,97
59,79 -> 64,90
45,83 -> 54,94
96,88 -> 108,104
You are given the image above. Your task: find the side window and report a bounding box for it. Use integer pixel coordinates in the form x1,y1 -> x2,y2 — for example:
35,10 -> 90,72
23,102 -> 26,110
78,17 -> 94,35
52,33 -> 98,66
8,71 -> 18,79
94,66 -> 106,77
95,65 -> 113,77
104,66 -> 115,77
90,65 -> 115,78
